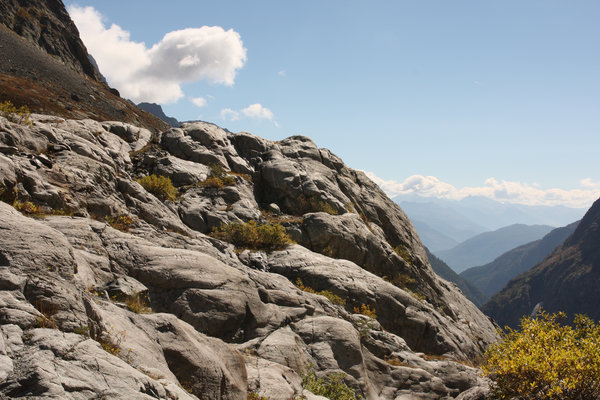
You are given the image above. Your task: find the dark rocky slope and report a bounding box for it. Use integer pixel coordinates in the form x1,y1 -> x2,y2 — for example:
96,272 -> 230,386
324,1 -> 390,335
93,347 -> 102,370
483,199 -> 600,328
0,0 -> 168,131
461,222 -> 578,301
137,102 -> 181,127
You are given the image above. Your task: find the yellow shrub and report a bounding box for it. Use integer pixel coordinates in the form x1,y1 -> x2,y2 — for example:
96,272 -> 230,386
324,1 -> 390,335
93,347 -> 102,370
482,310 -> 600,400
199,164 -> 236,188
137,174 -> 177,201
13,200 -> 41,215
0,100 -> 32,125
394,245 -> 413,266
295,278 -> 346,306
353,304 -> 377,319
105,215 -> 135,232
298,194 -> 338,215
211,220 -> 292,251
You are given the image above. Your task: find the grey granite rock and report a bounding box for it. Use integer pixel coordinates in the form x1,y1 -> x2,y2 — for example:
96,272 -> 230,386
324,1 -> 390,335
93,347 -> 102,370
0,113 -> 497,399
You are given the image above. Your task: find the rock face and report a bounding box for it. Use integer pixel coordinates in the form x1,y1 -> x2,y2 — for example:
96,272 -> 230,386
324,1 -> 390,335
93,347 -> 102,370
0,0 -> 102,81
0,0 -> 169,131
137,102 -> 181,128
0,113 -> 497,399
483,198 -> 600,328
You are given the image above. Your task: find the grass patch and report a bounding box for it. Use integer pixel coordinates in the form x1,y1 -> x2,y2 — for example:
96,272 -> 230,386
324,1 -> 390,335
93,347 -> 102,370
124,292 -> 152,314
137,174 -> 177,201
295,278 -> 346,306
384,272 -> 416,288
301,366 -> 360,400
0,100 -> 32,125
353,304 -> 377,319
13,200 -> 42,215
261,209 -> 304,224
105,214 -> 135,232
394,245 -> 413,266
298,194 -> 338,215
211,220 -> 293,251
384,356 -> 412,368
199,164 -> 236,188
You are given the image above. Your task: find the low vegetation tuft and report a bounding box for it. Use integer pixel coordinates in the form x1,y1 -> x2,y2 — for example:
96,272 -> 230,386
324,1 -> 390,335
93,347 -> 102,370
482,310 -> 600,400
211,220 -> 293,251
124,292 -> 152,314
0,100 -> 32,125
105,214 -> 135,232
353,304 -> 377,319
295,278 -> 346,306
394,245 -> 413,266
301,366 -> 360,400
137,174 -> 177,201
298,194 -> 339,215
199,164 -> 236,188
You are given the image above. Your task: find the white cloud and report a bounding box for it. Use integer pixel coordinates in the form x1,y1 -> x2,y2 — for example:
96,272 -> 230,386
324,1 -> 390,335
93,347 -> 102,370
278,70 -> 286,77
68,5 -> 247,103
364,172 -> 600,208
220,108 -> 239,121
241,103 -> 275,120
190,97 -> 207,107
221,103 -> 278,126
580,178 -> 600,189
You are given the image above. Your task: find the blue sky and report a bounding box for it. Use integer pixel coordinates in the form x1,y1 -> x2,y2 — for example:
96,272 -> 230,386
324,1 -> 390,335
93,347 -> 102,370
66,1 -> 600,208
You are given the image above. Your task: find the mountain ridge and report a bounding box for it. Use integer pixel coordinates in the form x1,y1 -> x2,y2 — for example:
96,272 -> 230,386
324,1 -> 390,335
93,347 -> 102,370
483,199 -> 600,328
434,223 -> 555,273
460,221 -> 579,301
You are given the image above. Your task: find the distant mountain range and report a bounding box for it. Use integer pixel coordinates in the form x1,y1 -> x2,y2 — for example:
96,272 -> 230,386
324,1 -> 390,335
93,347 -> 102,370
460,221 -> 579,301
395,194 -> 586,251
434,224 -> 555,273
426,248 -> 487,307
483,198 -> 600,328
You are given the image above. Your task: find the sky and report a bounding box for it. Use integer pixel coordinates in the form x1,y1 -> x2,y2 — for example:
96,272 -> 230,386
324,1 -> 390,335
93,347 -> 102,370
65,1 -> 600,208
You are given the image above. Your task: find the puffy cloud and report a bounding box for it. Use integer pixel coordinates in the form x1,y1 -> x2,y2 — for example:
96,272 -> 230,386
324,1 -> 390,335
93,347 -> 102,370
221,103 -> 278,126
68,5 -> 246,103
220,108 -> 239,121
580,178 -> 600,189
241,104 -> 275,121
364,172 -> 600,208
190,97 -> 207,107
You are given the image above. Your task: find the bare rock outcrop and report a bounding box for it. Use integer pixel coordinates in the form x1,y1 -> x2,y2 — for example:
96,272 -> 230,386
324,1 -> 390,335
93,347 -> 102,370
0,114 -> 497,399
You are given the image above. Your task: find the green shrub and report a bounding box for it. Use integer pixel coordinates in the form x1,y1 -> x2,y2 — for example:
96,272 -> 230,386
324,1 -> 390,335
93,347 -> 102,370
137,174 -> 177,201
482,310 -> 600,400
13,200 -> 41,215
199,164 -> 236,188
211,220 -> 293,251
0,100 -> 32,125
295,278 -> 346,306
394,245 -> 413,266
353,304 -> 377,319
105,214 -> 135,232
384,272 -> 416,288
301,366 -> 360,400
298,194 -> 338,215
